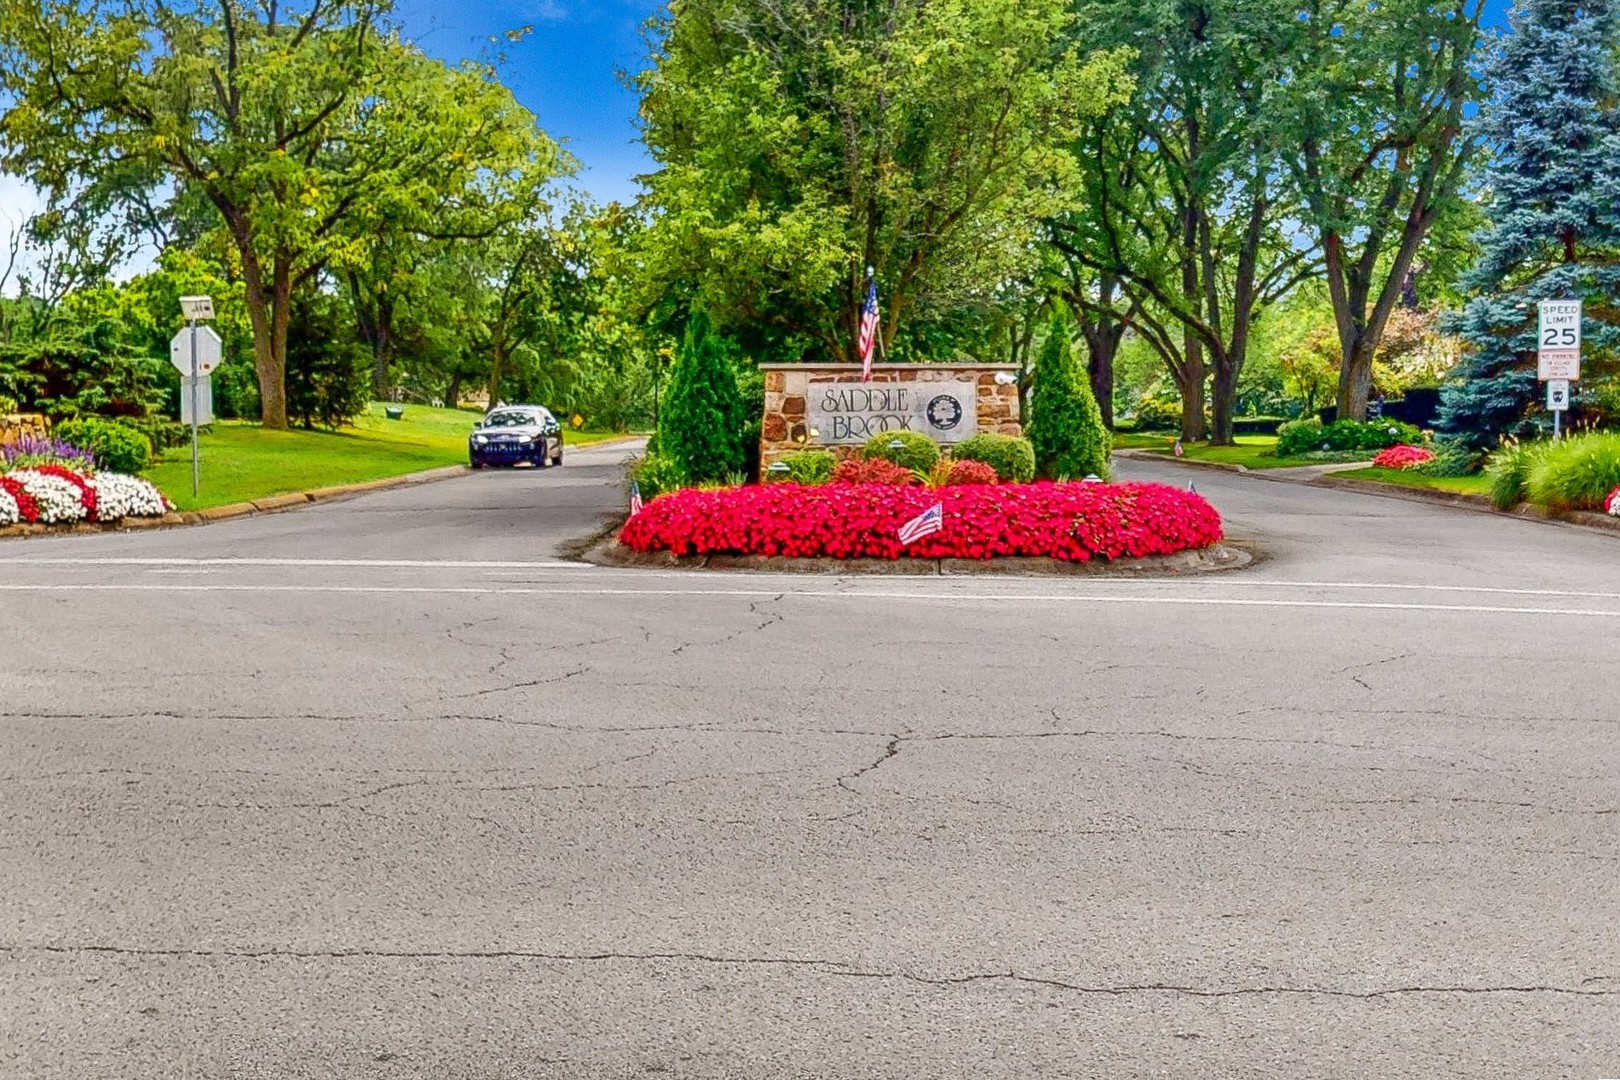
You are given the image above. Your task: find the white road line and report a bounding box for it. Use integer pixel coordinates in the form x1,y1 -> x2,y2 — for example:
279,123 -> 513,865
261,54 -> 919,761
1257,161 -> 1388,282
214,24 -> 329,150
3,581 -> 1620,618
0,557 -> 588,569
5,560 -> 1620,603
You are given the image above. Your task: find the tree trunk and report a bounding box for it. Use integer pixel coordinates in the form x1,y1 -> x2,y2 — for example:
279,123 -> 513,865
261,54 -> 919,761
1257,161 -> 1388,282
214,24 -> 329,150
267,258 -> 292,431
238,245 -> 288,431
1175,331 -> 1206,443
445,373 -> 460,411
1336,338 -> 1375,422
1210,356 -> 1239,446
487,334 -> 507,407
369,292 -> 395,399
1082,326 -> 1121,430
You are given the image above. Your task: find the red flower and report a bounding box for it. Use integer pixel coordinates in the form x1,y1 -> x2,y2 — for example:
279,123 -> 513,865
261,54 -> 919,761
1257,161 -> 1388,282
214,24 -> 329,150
0,475 -> 40,523
620,481 -> 1223,562
1371,444 -> 1435,470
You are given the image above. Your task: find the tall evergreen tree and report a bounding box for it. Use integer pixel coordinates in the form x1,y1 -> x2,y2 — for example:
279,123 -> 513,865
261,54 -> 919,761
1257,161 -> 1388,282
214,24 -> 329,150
1026,307 -> 1110,480
1437,0 -> 1620,448
657,312 -> 747,483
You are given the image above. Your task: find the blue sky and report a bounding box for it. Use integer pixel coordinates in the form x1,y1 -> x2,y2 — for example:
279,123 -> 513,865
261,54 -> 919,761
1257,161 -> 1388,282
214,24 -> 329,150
392,0 -> 661,206
397,0 -> 1514,208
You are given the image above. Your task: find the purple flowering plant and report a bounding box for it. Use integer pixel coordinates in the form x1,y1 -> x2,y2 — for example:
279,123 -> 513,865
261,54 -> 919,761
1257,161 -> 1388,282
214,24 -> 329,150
1,434 -> 96,472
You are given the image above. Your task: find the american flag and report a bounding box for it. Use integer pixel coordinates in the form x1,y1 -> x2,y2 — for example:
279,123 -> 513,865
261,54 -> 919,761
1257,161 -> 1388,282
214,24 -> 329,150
898,502 -> 943,545
629,480 -> 644,517
856,272 -> 879,382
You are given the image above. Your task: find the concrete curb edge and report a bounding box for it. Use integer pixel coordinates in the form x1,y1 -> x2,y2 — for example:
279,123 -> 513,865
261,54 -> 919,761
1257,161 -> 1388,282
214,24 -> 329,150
0,464 -> 472,540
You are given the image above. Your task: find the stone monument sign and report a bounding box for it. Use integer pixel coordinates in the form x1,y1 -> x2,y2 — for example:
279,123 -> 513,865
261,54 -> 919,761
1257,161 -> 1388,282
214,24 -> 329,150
759,362 -> 1021,471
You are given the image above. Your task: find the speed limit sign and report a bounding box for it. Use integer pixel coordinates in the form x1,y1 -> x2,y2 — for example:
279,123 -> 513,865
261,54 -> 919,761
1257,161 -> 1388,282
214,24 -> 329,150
1537,300 -> 1581,380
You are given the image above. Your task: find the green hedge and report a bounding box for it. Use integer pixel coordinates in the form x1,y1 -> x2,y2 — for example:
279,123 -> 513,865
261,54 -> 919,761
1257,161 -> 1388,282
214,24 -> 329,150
55,416 -> 152,474
1276,418 -> 1423,457
950,433 -> 1036,483
861,430 -> 940,474
1514,432 -> 1620,511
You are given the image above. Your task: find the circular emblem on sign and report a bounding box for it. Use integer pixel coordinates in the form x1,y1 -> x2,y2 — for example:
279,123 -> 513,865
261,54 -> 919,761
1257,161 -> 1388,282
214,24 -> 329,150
926,394 -> 963,432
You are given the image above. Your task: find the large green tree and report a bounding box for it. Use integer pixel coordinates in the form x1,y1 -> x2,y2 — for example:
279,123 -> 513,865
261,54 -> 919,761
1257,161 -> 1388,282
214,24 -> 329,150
1056,0 -> 1313,445
1,0 -> 562,429
1283,0 -> 1486,421
636,0 -> 1131,361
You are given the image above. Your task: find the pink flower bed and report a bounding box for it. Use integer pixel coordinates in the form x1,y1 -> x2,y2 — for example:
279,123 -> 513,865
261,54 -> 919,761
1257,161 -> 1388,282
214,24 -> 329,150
621,481 -> 1223,561
1371,444 -> 1435,470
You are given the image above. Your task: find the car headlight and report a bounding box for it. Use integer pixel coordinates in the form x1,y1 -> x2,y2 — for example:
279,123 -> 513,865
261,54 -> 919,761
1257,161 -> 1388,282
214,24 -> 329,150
472,435 -> 488,446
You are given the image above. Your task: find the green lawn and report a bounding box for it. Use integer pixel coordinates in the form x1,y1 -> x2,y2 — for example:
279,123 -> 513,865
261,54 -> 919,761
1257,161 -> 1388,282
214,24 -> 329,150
1113,432 -> 1330,470
147,403 -> 634,511
1333,467 -> 1493,496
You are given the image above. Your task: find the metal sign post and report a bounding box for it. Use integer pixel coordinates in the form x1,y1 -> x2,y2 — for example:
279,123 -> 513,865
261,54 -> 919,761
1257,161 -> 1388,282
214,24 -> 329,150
1537,300 -> 1581,440
176,296 -> 216,497
1547,378 -> 1570,439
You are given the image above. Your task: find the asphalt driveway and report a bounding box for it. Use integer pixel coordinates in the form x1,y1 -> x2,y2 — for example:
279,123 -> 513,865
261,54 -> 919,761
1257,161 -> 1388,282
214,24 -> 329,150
1,443 -> 1616,1078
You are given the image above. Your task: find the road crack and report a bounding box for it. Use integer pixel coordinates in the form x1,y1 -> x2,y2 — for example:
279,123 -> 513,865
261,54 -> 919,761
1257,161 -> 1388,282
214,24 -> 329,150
10,943 -> 1619,1000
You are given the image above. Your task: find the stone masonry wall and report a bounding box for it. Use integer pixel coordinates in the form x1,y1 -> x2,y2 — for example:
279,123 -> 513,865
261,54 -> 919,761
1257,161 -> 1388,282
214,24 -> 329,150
0,414 -> 48,448
759,363 -> 1020,471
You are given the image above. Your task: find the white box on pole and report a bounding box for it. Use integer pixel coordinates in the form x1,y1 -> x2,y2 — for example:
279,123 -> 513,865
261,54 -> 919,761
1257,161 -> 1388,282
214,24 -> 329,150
1537,300 -> 1581,380
1547,379 -> 1570,411
181,375 -> 214,426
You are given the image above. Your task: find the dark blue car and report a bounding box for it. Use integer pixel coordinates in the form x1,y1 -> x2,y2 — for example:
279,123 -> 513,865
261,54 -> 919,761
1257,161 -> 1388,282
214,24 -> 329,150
469,406 -> 563,469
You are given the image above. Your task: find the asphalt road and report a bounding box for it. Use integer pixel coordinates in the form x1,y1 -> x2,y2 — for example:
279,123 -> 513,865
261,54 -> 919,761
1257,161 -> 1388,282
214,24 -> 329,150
2,440 -> 1618,1079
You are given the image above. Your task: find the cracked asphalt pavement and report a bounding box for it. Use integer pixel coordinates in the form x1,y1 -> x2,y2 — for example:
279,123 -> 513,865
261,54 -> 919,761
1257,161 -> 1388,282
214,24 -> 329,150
2,440 -> 1618,1078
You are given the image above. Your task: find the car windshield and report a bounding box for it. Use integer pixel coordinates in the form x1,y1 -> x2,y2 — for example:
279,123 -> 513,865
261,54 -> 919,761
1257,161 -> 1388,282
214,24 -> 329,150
483,410 -> 539,428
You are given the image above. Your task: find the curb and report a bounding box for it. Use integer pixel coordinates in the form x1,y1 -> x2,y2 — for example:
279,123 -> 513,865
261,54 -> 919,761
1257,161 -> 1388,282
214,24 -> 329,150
0,465 -> 471,541
1315,475 -> 1620,538
582,534 -> 1253,578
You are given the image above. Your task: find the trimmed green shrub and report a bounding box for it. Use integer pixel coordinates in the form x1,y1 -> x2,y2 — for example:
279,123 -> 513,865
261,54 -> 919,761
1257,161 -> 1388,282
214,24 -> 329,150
1131,391 -> 1183,431
1026,311 -> 1109,480
1523,432 -> 1620,510
1275,418 -> 1423,457
54,416 -> 152,474
767,449 -> 837,485
1413,443 -> 1483,478
631,453 -> 687,501
1484,440 -> 1545,510
861,430 -> 940,474
657,313 -> 747,483
951,433 -> 1036,483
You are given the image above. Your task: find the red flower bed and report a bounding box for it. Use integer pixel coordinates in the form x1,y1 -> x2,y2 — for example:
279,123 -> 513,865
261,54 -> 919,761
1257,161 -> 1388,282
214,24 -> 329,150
1371,444 -> 1435,470
621,481 -> 1223,561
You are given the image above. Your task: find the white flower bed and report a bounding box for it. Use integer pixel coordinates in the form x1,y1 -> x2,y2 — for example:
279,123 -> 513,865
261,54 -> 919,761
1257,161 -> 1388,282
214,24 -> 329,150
0,466 -> 171,527
88,473 -> 170,520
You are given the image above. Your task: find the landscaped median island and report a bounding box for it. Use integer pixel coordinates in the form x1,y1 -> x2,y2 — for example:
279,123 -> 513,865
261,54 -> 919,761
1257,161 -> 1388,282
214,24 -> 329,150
620,479 -> 1224,563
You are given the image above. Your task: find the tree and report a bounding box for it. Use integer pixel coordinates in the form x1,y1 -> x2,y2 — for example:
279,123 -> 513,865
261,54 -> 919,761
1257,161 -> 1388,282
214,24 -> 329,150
1057,0 -> 1314,444
1285,0 -> 1486,421
658,313 -> 746,483
636,0 -> 1131,359
1026,307 -> 1110,480
285,289 -> 369,430
1436,0 -> 1620,448
1,1 -> 563,429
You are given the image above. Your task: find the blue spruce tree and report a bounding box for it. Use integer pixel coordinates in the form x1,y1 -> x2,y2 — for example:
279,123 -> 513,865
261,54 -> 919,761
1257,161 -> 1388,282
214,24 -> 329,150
1436,0 -> 1620,449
